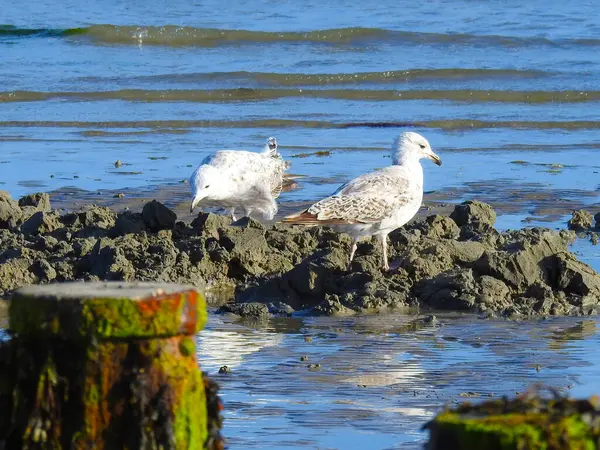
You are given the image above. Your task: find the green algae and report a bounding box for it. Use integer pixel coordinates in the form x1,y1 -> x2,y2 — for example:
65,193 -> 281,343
9,290 -> 207,339
426,392 -> 600,450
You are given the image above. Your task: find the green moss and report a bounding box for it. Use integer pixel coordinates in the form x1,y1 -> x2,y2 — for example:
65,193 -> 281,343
432,411 -> 597,450
9,290 -> 207,339
179,337 -> 195,357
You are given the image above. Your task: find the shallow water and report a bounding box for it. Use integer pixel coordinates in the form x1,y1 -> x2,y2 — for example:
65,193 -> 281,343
2,1 -> 600,448
198,313 -> 600,449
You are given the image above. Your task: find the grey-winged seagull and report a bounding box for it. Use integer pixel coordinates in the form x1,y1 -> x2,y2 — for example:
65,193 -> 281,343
282,132 -> 441,271
190,136 -> 289,221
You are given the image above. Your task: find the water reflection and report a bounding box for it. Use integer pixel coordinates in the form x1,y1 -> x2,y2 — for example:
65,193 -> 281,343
196,313 -> 600,449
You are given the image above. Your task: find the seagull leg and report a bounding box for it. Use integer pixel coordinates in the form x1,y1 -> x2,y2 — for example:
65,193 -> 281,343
347,238 -> 359,271
380,234 -> 389,271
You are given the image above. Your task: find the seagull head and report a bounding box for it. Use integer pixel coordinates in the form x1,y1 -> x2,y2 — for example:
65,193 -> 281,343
189,164 -> 220,213
392,132 -> 442,166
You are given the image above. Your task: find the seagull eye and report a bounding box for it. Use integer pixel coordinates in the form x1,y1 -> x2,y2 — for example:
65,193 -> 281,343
419,144 -> 426,149
204,184 -> 210,188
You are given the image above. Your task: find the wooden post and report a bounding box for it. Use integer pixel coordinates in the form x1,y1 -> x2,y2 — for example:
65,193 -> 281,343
424,391 -> 600,450
0,281 -> 223,450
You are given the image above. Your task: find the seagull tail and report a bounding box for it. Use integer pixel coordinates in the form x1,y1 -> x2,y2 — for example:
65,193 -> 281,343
281,210 -> 318,224
281,210 -> 349,226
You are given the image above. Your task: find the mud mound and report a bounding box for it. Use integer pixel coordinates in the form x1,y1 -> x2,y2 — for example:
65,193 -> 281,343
1,191 -> 600,317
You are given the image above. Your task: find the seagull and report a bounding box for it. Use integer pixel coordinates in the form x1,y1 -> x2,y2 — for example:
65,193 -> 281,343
190,137 -> 289,221
282,132 -> 441,271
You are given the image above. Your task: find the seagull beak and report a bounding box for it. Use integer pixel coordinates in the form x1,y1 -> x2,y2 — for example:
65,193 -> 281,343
428,152 -> 442,166
190,195 -> 203,214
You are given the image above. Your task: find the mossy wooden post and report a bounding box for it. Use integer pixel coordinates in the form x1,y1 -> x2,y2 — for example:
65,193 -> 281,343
2,281 -> 220,450
424,393 -> 600,450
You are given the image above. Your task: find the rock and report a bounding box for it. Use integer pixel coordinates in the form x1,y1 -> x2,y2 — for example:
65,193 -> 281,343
416,215 -> 460,240
78,206 -> 116,230
450,200 -> 496,231
414,269 -> 478,310
142,200 -> 177,231
475,229 -> 573,290
191,212 -> 231,239
594,212 -> 600,229
567,210 -> 593,231
21,211 -> 61,236
18,192 -> 51,212
113,212 -> 146,235
0,192 -> 22,229
555,253 -> 600,298
268,302 -> 295,315
31,259 -> 57,281
478,275 -> 511,309
217,302 -> 270,319
0,258 -> 36,295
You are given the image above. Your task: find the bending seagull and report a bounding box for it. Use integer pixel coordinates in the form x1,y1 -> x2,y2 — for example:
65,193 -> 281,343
282,132 -> 441,271
190,137 -> 289,221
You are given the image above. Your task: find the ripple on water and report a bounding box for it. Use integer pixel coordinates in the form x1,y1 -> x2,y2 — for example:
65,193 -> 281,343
196,313 -> 600,449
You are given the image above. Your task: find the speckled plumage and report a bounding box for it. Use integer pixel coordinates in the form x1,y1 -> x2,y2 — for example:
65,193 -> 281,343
283,132 -> 441,270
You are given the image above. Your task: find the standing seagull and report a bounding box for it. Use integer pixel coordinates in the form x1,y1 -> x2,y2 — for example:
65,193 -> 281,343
190,137 -> 289,221
282,132 -> 441,271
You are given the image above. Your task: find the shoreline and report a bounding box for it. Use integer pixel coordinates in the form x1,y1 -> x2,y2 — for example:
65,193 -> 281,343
1,189 -> 600,318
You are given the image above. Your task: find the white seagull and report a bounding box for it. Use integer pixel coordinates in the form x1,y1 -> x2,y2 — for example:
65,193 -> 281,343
282,132 -> 441,271
190,137 -> 289,221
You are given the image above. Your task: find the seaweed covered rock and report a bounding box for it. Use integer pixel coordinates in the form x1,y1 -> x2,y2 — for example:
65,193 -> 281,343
425,389 -> 600,450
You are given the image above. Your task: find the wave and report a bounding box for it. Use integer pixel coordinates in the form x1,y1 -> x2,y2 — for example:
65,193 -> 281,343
77,68 -> 547,87
2,24 -> 600,48
4,88 -> 594,104
1,119 -> 600,130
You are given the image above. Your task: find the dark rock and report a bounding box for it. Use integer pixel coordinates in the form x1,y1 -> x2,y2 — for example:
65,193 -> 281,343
21,211 -> 61,236
217,302 -> 270,319
450,200 -> 496,231
595,212 -> 600,229
142,200 -> 177,231
18,192 -> 51,212
113,212 -> 146,235
567,210 -> 593,231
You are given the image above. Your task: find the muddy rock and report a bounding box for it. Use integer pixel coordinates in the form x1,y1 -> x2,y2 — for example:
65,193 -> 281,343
112,211 -> 146,236
450,200 -> 496,232
217,302 -> 270,319
78,206 -> 117,230
0,192 -> 22,229
21,211 -> 61,236
18,192 -> 51,213
142,200 -> 176,231
415,269 -> 479,310
568,210 -> 593,231
1,196 -> 600,317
